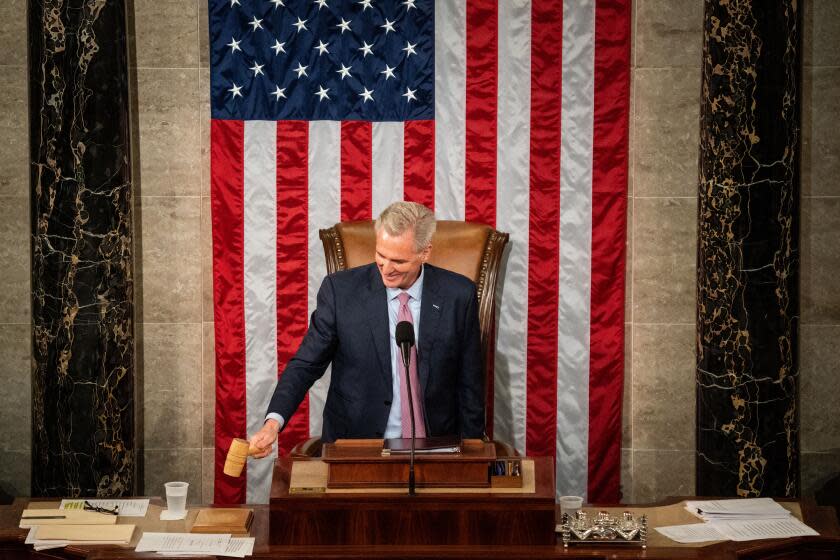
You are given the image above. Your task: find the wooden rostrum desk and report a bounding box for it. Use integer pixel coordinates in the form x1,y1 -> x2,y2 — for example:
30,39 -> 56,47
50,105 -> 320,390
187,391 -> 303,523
1,461 -> 839,559
268,444 -> 556,547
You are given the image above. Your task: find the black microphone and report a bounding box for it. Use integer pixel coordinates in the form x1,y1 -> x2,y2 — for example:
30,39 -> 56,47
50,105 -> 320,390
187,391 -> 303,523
395,320 -> 415,369
395,320 -> 417,495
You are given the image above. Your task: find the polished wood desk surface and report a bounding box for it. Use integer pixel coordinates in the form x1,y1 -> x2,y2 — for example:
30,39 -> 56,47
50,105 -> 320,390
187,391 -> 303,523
1,498 -> 838,559
1,459 -> 838,559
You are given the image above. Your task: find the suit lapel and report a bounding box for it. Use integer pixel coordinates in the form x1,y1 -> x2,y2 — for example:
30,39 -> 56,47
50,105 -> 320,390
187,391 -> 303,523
418,264 -> 442,395
363,265 -> 392,392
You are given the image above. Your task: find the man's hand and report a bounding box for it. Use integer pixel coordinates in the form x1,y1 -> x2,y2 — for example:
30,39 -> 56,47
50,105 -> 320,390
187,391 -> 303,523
249,419 -> 281,459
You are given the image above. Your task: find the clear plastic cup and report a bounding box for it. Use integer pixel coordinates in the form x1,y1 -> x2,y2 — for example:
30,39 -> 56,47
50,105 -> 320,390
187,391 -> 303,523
559,495 -> 583,519
164,481 -> 189,515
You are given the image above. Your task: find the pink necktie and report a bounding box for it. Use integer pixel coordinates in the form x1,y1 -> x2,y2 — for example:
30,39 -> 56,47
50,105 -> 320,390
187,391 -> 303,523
397,292 -> 426,438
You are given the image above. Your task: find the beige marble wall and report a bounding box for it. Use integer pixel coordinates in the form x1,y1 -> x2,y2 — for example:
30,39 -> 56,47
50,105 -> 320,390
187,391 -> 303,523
0,0 -> 30,497
800,0 -> 840,497
1,0 -> 838,504
133,0 -> 212,504
623,0 -> 703,503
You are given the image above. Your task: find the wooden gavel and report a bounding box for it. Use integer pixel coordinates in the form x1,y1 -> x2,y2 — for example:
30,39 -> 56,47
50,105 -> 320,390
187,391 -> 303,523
223,438 -> 261,477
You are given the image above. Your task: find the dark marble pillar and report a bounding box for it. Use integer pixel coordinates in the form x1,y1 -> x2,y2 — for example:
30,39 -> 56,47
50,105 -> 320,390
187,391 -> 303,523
696,1 -> 801,497
29,0 -> 136,496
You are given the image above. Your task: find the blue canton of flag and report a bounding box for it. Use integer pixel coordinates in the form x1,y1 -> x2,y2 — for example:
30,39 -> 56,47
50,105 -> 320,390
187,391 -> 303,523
210,0 -> 434,121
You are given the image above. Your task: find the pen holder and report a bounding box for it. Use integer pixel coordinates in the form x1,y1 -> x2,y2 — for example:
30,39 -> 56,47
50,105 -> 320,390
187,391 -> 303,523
490,459 -> 523,488
223,438 -> 259,477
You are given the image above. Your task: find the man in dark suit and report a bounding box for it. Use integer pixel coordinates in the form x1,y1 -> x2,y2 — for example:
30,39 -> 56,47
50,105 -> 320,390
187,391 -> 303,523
250,202 -> 484,456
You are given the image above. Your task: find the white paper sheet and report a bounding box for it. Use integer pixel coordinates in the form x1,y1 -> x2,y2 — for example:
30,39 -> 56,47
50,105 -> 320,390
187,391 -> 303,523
60,498 -> 150,517
135,532 -> 231,554
655,523 -> 727,543
711,517 -> 820,541
153,537 -> 253,557
223,537 -> 255,558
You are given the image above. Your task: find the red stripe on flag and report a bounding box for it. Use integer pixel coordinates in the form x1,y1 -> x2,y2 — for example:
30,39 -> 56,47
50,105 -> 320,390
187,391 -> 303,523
276,121 -> 310,456
211,119 -> 247,504
464,0 -> 498,226
588,0 -> 631,503
341,121 -> 372,221
403,120 -> 435,210
525,0 -> 563,458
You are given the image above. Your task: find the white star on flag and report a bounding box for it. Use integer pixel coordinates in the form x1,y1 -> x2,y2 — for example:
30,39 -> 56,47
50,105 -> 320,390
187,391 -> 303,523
402,86 -> 416,102
313,0 -> 328,9
314,40 -> 330,55
403,41 -> 417,57
228,83 -> 243,98
269,0 -> 284,7
227,37 -> 242,53
358,0 -> 372,11
336,18 -> 351,34
293,62 -> 308,78
402,0 -> 415,10
336,63 -> 352,80
359,87 -> 374,103
293,17 -> 308,33
315,85 -> 330,101
358,41 -> 373,57
381,19 -> 395,34
230,0 -> 240,6
380,64 -> 396,80
248,16 -> 263,31
271,40 -> 286,55
250,62 -> 264,76
271,85 -> 286,100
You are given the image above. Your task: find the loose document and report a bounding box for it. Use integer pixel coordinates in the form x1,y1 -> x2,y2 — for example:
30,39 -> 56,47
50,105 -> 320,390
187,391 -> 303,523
655,498 -> 818,543
135,532 -> 255,558
60,498 -> 150,517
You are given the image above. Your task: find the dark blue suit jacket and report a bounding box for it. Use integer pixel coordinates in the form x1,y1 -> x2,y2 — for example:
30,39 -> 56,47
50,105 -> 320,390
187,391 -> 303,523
266,263 -> 485,442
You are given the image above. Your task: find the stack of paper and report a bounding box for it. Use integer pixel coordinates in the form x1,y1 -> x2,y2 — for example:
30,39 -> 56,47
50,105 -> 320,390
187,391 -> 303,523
25,525 -> 135,550
685,498 -> 792,521
20,508 -> 133,551
26,528 -> 68,552
655,498 -> 819,544
135,532 -> 255,558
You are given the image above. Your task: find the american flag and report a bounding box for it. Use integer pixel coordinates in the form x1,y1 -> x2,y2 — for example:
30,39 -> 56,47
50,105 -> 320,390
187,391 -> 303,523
210,0 -> 630,504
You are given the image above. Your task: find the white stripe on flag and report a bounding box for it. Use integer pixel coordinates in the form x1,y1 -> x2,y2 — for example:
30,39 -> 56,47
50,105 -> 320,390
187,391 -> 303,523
494,0 -> 531,456
434,0 -> 467,220
243,120 -> 278,504
307,120 -> 341,436
371,122 -> 404,217
556,0 -> 596,499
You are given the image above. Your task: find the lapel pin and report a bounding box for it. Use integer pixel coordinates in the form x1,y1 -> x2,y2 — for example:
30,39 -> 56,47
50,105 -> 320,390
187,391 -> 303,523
433,304 -> 440,310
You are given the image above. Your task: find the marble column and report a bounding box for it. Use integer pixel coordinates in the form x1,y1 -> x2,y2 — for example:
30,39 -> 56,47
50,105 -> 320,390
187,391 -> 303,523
29,0 -> 136,496
696,1 -> 801,497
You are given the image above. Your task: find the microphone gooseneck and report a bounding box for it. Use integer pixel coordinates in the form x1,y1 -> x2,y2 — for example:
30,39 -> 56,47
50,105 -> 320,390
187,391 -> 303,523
395,320 -> 417,496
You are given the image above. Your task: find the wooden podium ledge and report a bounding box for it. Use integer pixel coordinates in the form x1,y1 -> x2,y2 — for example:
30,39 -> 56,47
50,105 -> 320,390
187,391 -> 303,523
289,458 -> 536,494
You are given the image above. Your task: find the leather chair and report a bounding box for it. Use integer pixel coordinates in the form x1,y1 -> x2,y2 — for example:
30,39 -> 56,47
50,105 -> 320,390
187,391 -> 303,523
290,220 -> 515,457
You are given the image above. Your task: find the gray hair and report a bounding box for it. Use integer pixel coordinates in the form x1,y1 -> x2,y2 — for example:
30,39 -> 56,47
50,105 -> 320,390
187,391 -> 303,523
375,202 -> 436,252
